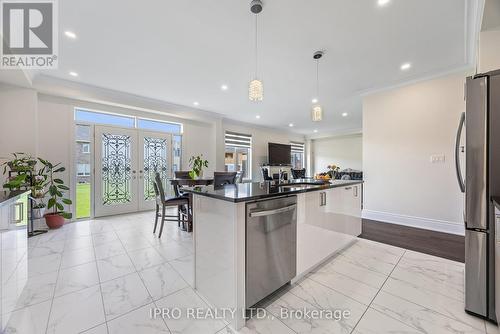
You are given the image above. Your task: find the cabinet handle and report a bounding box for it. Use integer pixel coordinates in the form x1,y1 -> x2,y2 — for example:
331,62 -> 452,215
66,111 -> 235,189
354,186 -> 358,197
319,192 -> 323,206
323,192 -> 326,206
11,202 -> 23,224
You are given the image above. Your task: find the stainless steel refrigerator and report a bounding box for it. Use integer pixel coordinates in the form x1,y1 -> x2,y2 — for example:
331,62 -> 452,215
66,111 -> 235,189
457,70 -> 500,321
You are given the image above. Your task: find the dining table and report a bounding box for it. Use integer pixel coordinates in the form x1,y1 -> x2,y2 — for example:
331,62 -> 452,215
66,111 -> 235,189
168,177 -> 214,232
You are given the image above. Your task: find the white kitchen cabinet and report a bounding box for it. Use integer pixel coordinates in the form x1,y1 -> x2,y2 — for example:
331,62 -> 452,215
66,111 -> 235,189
303,190 -> 325,226
323,184 -> 362,236
296,183 -> 363,277
0,193 -> 28,231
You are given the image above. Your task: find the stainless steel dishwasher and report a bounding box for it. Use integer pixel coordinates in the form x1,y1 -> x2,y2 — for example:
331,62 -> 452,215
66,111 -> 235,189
246,196 -> 297,308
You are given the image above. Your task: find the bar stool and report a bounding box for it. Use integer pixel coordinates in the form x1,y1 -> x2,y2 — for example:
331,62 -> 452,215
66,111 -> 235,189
153,174 -> 189,238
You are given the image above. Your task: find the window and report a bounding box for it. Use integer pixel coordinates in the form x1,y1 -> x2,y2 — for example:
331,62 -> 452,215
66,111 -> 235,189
225,131 -> 252,180
75,109 -> 135,127
137,118 -> 182,134
81,143 -> 90,153
172,135 -> 182,173
77,163 -> 91,176
75,124 -> 92,219
290,142 -> 305,169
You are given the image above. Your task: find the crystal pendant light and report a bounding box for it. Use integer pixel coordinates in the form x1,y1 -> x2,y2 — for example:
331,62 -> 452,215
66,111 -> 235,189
249,1 -> 263,101
311,51 -> 324,122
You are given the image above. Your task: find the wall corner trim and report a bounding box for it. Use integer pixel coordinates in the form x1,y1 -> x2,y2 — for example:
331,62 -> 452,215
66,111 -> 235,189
362,209 -> 465,236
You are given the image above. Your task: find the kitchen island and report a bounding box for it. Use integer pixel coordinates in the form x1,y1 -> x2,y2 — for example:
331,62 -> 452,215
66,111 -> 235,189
0,191 -> 29,322
183,179 -> 363,330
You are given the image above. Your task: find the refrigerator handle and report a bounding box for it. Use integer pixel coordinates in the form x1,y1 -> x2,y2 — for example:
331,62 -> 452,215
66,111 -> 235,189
455,112 -> 466,193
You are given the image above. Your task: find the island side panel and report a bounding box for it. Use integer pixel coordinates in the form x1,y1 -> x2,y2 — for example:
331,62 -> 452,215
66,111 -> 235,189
193,195 -> 246,330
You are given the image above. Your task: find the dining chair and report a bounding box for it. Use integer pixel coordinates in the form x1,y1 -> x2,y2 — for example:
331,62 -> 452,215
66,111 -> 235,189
153,174 -> 189,238
235,171 -> 244,183
214,172 -> 237,187
291,168 -> 306,179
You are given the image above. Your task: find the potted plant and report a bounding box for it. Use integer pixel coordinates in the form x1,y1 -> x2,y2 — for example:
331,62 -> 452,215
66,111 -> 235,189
32,202 -> 46,219
188,155 -> 209,179
327,164 -> 340,180
38,158 -> 72,229
2,153 -> 36,190
2,152 -> 36,173
3,174 -> 29,190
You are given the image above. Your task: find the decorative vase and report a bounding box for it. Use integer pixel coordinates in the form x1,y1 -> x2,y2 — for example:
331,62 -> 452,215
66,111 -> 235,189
44,213 -> 65,229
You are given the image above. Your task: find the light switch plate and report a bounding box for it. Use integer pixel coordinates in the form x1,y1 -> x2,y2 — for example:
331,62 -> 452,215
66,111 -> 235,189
430,154 -> 446,163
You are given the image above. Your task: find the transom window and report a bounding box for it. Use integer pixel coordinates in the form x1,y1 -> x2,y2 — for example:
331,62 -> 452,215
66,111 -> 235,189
75,109 -> 182,134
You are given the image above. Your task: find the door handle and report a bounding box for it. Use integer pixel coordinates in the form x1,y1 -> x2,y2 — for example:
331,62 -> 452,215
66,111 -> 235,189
249,204 -> 297,217
455,112 -> 466,193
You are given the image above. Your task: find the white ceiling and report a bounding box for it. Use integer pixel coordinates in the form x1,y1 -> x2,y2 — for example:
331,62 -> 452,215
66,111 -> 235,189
13,0 -> 481,135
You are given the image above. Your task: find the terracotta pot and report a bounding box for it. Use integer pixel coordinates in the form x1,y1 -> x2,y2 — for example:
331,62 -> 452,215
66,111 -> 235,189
44,213 -> 65,229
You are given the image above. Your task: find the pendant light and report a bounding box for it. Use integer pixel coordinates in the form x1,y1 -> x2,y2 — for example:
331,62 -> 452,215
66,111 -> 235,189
311,51 -> 324,122
249,0 -> 263,101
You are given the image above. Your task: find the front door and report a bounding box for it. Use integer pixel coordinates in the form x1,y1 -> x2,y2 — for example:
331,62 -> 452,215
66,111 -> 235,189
95,126 -> 138,216
139,130 -> 172,211
94,125 -> 171,217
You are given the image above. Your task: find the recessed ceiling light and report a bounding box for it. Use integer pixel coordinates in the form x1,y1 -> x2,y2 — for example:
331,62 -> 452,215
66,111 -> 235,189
377,0 -> 390,6
221,84 -> 228,91
400,63 -> 411,71
312,98 -> 318,104
256,115 -> 261,119
193,102 -> 199,106
342,112 -> 348,117
289,123 -> 294,127
69,71 -> 78,77
64,31 -> 77,39
313,129 -> 318,133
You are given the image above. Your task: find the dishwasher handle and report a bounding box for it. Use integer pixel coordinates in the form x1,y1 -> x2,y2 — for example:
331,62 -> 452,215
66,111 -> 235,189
249,204 -> 297,218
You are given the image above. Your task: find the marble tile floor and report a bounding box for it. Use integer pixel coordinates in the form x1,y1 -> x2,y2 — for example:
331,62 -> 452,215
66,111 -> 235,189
2,211 -> 499,334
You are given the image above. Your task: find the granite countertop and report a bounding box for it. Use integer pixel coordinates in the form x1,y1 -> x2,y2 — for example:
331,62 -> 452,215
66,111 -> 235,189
183,179 -> 363,203
0,190 -> 30,206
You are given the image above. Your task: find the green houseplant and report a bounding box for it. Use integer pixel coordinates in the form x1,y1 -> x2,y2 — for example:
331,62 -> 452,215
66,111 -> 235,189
38,158 -> 72,228
2,152 -> 36,190
188,155 -> 209,179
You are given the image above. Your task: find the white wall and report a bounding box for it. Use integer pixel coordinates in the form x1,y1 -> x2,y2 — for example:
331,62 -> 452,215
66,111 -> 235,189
0,85 -> 38,186
479,30 -> 500,72
220,120 -> 305,181
311,134 -> 362,175
362,73 -> 466,235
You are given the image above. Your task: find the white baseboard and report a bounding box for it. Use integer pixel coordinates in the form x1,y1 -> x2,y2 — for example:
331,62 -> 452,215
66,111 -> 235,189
362,210 -> 465,236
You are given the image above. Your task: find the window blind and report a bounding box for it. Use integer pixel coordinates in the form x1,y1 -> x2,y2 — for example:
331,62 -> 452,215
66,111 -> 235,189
290,142 -> 305,153
225,131 -> 252,148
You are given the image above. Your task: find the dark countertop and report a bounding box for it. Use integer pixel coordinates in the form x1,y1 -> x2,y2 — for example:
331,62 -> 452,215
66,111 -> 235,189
0,190 -> 30,206
493,197 -> 500,211
183,179 -> 363,203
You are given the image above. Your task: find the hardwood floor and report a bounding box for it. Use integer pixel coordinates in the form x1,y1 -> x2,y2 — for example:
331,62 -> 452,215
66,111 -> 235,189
360,219 -> 465,263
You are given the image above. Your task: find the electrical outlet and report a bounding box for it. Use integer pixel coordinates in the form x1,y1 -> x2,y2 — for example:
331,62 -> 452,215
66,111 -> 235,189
430,154 -> 446,163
